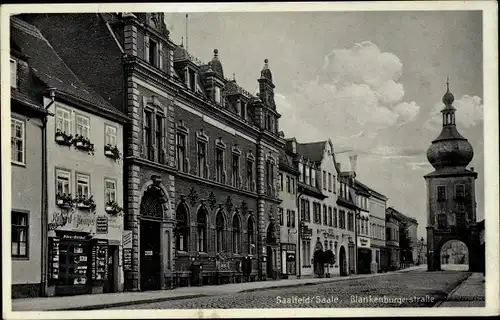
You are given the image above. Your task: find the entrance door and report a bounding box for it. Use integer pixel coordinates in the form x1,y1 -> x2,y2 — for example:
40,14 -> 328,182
140,219 -> 161,291
339,246 -> 347,276
266,246 -> 273,278
104,246 -> 116,293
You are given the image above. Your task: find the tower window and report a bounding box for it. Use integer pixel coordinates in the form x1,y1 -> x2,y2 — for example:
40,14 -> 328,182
455,184 -> 465,199
148,39 -> 158,66
437,186 -> 446,202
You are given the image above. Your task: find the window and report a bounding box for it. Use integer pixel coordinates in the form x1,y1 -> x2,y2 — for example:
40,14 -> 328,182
216,148 -> 224,183
197,209 -> 207,252
148,38 -> 158,66
323,205 -> 328,226
314,202 -> 321,224
323,171 -> 327,190
241,102 -> 246,120
55,107 -> 71,134
177,133 -> 187,172
176,204 -> 189,251
291,178 -> 295,195
386,227 -> 391,241
189,70 -> 196,91
291,210 -> 296,228
104,179 -> 116,203
75,114 -> 90,138
105,125 -> 117,146
347,212 -> 353,231
455,184 -> 465,199
144,110 -> 153,160
286,176 -> 291,193
246,160 -> 254,191
11,118 -> 25,164
76,174 -> 90,198
10,59 -> 17,88
305,165 -> 310,185
248,218 -> 255,254
197,141 -> 207,178
306,200 -> 311,222
437,186 -> 446,202
339,210 -> 346,229
286,209 -> 291,227
299,163 -> 304,182
233,213 -> 244,251
333,175 -> 336,193
12,211 -> 28,257
56,169 -> 71,195
437,214 -> 447,229
311,168 -> 316,188
328,207 -> 333,227
302,240 -> 311,267
265,161 -> 274,192
334,208 -> 338,228
328,173 -> 332,192
215,86 -> 222,104
156,115 -> 163,159
216,211 -> 225,253
232,153 -> 240,187
300,199 -> 306,221
279,173 -> 284,191
279,207 -> 284,226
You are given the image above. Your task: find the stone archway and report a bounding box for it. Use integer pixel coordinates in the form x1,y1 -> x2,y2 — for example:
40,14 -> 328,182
438,239 -> 470,271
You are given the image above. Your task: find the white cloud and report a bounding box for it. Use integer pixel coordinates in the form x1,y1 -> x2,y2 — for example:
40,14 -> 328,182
425,94 -> 484,131
280,41 -> 420,147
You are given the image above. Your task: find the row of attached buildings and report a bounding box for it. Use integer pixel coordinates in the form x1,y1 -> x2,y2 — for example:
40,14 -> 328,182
8,13 -> 419,298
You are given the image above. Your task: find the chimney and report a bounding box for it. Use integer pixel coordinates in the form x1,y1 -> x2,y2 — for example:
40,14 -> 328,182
470,167 -> 474,172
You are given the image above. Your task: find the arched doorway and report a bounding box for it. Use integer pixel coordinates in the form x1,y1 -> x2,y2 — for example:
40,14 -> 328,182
313,241 -> 325,278
339,246 -> 348,276
439,239 -> 469,271
139,186 -> 165,291
175,203 -> 189,252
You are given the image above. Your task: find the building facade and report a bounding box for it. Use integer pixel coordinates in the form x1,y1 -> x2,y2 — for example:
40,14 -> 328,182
424,80 -> 482,272
10,23 -> 50,297
354,180 -> 371,274
11,17 -> 128,297
364,184 -> 389,273
278,140 -> 300,278
390,208 -> 419,265
385,207 -> 401,269
336,170 -> 357,275
23,12 -> 284,290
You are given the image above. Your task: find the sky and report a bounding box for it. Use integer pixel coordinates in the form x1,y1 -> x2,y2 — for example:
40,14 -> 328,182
164,11 -> 484,239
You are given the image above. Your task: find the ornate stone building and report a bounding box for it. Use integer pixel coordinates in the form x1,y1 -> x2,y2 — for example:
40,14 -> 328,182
23,12 -> 284,290
424,80 -> 482,272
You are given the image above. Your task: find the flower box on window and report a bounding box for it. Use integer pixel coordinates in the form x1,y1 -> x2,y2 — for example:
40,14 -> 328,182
56,193 -> 74,208
105,201 -> 123,215
104,144 -> 121,160
74,195 -> 96,211
73,134 -> 95,155
55,130 -> 73,146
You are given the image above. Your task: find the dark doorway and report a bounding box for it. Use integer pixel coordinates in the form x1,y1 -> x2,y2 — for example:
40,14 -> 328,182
266,246 -> 273,278
140,219 -> 161,291
339,246 -> 347,276
104,246 -> 117,293
313,250 -> 325,277
357,248 -> 372,274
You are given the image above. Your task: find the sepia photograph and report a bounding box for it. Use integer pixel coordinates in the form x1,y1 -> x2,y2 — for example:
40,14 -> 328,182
1,1 -> 498,319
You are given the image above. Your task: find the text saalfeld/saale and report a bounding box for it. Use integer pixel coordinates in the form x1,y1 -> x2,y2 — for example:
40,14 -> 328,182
276,296 -> 341,304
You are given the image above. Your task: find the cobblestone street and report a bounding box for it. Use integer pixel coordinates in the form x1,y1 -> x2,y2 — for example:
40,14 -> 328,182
107,271 -> 470,309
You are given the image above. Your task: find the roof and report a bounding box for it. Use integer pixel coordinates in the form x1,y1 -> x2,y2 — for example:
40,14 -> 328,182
297,141 -> 327,163
355,179 -> 388,201
424,167 -> 478,178
386,207 -> 417,224
279,148 -> 299,175
10,17 -> 125,119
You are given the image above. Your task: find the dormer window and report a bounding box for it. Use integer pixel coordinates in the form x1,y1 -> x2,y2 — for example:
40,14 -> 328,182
189,69 -> 196,91
241,102 -> 246,120
214,86 -> 222,104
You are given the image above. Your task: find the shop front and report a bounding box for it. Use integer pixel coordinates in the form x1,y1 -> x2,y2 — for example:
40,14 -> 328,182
357,236 -> 372,274
280,243 -> 296,278
47,208 -> 124,296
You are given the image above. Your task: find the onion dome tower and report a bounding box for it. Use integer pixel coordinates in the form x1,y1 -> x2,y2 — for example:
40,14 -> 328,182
426,78 -> 474,170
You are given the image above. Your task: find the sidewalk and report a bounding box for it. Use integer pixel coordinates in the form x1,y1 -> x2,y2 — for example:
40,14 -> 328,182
435,273 -> 485,307
11,265 -> 425,311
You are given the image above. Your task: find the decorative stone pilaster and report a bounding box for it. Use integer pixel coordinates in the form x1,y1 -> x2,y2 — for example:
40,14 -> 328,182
126,164 -> 141,290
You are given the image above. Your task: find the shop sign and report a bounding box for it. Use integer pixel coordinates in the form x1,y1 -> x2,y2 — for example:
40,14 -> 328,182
96,216 -> 108,234
49,210 -> 96,233
60,233 -> 89,241
123,248 -> 132,271
357,236 -> 371,248
123,230 -> 133,249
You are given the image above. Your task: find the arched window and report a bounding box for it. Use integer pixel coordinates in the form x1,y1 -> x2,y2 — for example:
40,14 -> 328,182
175,204 -> 189,251
216,211 -> 225,253
197,208 -> 207,252
248,217 -> 255,254
233,215 -> 241,253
